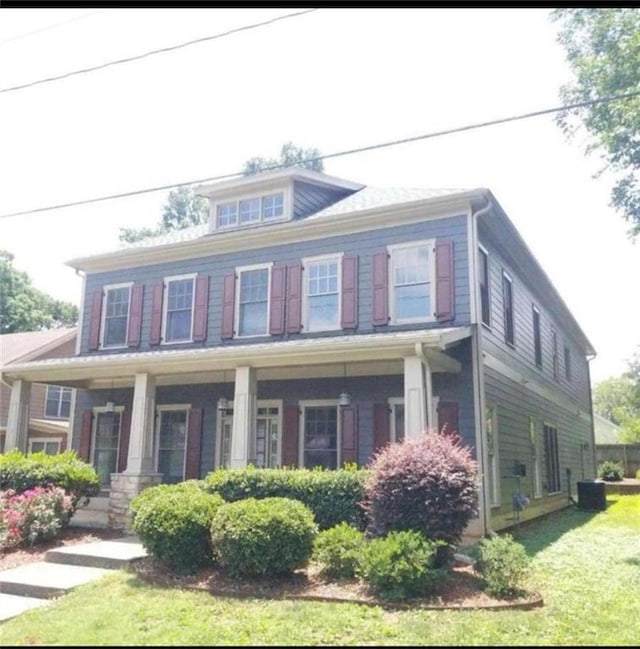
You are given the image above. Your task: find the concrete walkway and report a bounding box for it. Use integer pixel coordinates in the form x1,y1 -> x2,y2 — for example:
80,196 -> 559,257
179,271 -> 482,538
0,536 -> 146,623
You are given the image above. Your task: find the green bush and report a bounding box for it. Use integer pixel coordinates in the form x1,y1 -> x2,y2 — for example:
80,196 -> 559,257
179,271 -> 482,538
0,450 -> 99,506
476,533 -> 531,598
357,530 -> 446,601
636,469 -> 640,480
204,466 -> 368,530
129,480 -> 206,524
598,460 -> 624,481
312,522 -> 367,579
132,486 -> 225,573
211,497 -> 318,577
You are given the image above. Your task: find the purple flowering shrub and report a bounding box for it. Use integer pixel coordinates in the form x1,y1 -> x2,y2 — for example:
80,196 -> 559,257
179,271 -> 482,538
0,486 -> 74,549
363,430 -> 479,547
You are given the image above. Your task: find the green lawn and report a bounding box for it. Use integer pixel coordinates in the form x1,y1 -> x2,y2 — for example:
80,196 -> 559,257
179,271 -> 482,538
2,495 -> 639,646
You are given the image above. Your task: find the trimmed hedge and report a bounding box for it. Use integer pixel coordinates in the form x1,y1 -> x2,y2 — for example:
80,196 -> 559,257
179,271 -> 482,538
0,450 -> 100,505
204,466 -> 368,530
129,480 -> 206,524
132,485 -> 225,573
211,497 -> 318,577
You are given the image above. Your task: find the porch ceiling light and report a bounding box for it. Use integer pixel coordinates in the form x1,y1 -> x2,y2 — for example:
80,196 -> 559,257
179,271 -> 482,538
105,401 -> 115,413
217,396 -> 229,412
338,390 -> 352,407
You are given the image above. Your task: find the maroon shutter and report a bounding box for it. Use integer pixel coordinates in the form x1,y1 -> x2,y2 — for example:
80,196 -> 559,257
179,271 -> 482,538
88,289 -> 103,351
372,252 -> 389,326
341,255 -> 358,329
117,408 -> 131,473
185,408 -> 203,479
435,241 -> 454,322
127,284 -> 144,348
373,403 -> 390,455
221,273 -> 236,340
437,400 -> 459,437
193,275 -> 210,343
282,404 -> 299,467
79,410 -> 92,462
286,264 -> 302,333
269,266 -> 287,335
341,405 -> 358,466
149,281 -> 164,346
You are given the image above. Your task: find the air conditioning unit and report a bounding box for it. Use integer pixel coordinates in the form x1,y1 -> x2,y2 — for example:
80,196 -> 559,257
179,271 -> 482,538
577,480 -> 607,511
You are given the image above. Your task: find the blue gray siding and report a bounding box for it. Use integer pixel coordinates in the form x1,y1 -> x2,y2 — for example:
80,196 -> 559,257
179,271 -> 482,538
292,181 -> 354,220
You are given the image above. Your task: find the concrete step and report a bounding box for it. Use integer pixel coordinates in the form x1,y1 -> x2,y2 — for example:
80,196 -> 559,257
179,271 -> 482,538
0,562 -> 112,599
0,593 -> 51,622
70,508 -> 109,529
45,538 -> 147,570
78,496 -> 110,512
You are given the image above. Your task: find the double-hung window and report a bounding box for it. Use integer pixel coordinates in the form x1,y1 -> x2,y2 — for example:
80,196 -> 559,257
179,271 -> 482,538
502,271 -> 515,346
163,275 -> 195,344
532,304 -> 542,368
45,386 -> 73,419
543,423 -> 561,493
304,255 -> 341,331
236,264 -> 271,337
478,246 -> 490,326
101,283 -> 131,348
216,202 -> 238,228
389,240 -> 435,323
564,344 -> 572,381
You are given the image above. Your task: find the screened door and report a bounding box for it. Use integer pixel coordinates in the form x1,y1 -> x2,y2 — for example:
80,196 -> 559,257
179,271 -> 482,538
303,406 -> 338,469
93,411 -> 121,487
157,409 -> 188,484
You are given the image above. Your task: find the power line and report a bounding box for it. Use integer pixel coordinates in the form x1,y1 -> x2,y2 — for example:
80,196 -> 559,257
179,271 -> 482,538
0,8 -> 318,96
1,89 -> 639,220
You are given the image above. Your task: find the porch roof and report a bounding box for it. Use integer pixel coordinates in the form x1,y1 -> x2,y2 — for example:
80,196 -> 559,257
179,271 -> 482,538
0,327 -> 471,388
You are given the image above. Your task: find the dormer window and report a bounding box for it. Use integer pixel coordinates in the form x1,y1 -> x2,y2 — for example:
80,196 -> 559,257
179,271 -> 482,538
216,191 -> 285,230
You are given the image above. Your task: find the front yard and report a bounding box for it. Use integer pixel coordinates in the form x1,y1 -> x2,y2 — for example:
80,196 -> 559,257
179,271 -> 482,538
2,494 -> 639,646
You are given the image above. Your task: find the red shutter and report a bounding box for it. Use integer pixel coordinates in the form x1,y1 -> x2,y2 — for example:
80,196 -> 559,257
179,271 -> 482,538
282,404 -> 299,467
435,241 -> 454,322
88,289 -> 103,351
79,410 -> 92,462
372,252 -> 389,326
341,405 -> 358,466
193,276 -> 210,342
341,255 -> 358,329
185,407 -> 203,479
221,273 -> 236,340
149,282 -> 164,346
437,400 -> 459,437
269,266 -> 287,335
373,403 -> 390,455
286,264 -> 302,333
127,284 -> 144,348
117,408 -> 131,473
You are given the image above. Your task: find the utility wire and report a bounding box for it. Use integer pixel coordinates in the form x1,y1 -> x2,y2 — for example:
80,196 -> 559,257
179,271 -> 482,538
0,8 -> 318,95
1,89 -> 639,220
0,10 -> 104,47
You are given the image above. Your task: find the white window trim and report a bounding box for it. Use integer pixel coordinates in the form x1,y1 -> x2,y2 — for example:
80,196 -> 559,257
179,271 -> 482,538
530,416 -> 543,499
388,239 -> 436,325
44,385 -> 74,420
478,244 -> 491,330
486,403 -> 501,507
211,185 -> 292,232
301,253 -> 343,333
298,399 -> 341,469
234,262 -> 273,339
28,437 -> 62,454
155,404 -> 191,481
543,420 -> 562,495
161,273 -> 197,345
91,405 -> 124,476
99,282 -> 133,350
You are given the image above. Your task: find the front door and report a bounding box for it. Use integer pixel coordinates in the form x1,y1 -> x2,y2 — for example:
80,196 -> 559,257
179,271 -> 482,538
156,407 -> 188,484
93,410 -> 121,488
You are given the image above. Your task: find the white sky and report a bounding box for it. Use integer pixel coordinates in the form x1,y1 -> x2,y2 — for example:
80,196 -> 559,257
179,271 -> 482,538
0,8 -> 638,384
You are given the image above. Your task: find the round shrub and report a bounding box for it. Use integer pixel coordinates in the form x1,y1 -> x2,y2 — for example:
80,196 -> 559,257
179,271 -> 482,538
130,480 -> 206,524
363,431 -> 478,548
476,533 -> 531,597
598,460 -> 624,481
312,522 -> 367,579
132,487 -> 224,573
211,497 -> 318,577
357,530 -> 446,601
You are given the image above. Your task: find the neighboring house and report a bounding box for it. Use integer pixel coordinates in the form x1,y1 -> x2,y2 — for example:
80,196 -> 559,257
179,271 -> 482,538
1,168 -> 597,534
593,413 -> 622,445
0,328 -> 77,455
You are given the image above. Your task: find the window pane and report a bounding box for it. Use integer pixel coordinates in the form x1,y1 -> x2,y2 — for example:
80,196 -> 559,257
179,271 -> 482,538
394,246 -> 429,285
31,442 -> 44,453
217,203 -> 237,228
240,302 -> 267,335
45,386 -> 61,418
308,294 -> 339,329
263,193 -> 284,219
158,410 -> 187,483
95,412 -> 120,486
166,279 -> 193,342
60,389 -> 72,418
240,198 -> 261,224
239,269 -> 268,335
395,283 -> 430,320
105,315 -> 128,347
394,404 -> 405,442
304,407 -> 337,469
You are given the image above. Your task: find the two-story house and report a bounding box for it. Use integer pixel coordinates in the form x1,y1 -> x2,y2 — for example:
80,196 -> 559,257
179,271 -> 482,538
1,168 -> 596,535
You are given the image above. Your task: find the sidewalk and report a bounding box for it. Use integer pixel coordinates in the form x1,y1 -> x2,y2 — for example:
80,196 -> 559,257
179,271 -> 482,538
0,536 -> 147,623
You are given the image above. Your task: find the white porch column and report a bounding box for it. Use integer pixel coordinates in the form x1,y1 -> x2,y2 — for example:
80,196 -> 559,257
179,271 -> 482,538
230,366 -> 257,468
124,373 -> 156,474
5,379 -> 31,452
404,356 -> 427,439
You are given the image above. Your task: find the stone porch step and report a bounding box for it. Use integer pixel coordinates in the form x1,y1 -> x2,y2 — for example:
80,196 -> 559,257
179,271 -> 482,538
45,538 -> 147,570
0,593 -> 51,622
70,508 -> 109,529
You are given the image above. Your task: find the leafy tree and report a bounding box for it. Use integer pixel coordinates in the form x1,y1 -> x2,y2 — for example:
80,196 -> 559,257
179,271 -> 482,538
119,142 -> 324,243
552,9 -> 640,238
0,250 -> 78,334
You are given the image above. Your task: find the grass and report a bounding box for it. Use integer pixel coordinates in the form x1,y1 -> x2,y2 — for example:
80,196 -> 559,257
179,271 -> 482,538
2,495 -> 639,646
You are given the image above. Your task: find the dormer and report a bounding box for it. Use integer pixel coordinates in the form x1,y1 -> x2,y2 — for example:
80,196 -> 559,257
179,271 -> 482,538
194,167 -> 364,234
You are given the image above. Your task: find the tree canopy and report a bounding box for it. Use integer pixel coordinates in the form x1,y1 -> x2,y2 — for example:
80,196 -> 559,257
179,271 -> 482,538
552,9 -> 640,238
118,142 -> 324,243
0,250 -> 78,334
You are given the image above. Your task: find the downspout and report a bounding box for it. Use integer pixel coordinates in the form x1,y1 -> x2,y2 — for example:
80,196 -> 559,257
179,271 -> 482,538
585,352 -> 598,479
469,194 -> 495,538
